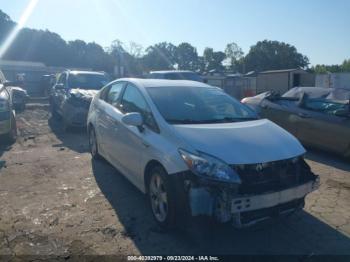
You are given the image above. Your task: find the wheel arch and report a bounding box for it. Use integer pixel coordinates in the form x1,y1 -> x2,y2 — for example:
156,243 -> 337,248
144,160 -> 166,193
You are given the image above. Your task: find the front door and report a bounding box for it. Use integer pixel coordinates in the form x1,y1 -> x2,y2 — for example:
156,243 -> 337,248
114,83 -> 159,187
260,98 -> 299,136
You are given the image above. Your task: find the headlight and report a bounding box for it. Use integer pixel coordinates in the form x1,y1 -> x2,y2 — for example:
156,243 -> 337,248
179,149 -> 241,184
0,99 -> 10,112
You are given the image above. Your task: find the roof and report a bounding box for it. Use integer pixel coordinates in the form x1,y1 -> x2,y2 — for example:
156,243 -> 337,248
0,60 -> 46,68
119,78 -> 210,88
149,70 -> 196,74
259,68 -> 305,74
67,70 -> 106,75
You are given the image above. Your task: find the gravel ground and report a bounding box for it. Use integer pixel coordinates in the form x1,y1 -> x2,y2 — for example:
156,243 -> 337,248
0,105 -> 349,259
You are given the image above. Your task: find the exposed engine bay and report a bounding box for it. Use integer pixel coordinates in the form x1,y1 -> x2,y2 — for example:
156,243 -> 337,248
184,157 -> 319,228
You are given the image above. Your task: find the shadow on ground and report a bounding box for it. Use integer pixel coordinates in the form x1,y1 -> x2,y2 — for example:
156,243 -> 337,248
305,148 -> 350,172
91,159 -> 350,256
0,141 -> 13,171
48,116 -> 89,153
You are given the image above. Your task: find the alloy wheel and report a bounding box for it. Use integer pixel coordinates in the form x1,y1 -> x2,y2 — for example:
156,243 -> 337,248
149,173 -> 168,222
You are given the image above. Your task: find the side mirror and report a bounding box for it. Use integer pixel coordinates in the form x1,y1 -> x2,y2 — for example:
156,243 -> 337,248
55,83 -> 65,90
122,112 -> 143,129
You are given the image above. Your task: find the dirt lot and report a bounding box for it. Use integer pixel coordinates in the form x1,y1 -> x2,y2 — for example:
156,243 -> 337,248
0,105 -> 350,259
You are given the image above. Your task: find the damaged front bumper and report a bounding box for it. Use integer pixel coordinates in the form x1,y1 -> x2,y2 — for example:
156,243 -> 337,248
62,102 -> 89,127
231,178 -> 319,214
175,159 -> 320,228
0,112 -> 11,135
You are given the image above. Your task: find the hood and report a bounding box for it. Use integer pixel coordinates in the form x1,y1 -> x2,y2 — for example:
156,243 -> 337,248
172,119 -> 305,165
70,89 -> 98,101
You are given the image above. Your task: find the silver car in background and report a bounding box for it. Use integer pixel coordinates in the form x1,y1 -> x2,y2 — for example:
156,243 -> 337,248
87,79 -> 319,229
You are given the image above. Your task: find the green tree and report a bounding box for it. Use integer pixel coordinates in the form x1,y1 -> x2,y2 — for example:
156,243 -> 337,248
108,39 -> 143,76
244,40 -> 309,72
127,42 -> 143,58
3,29 -> 69,66
224,42 -> 243,71
203,47 -> 225,71
0,9 -> 15,44
310,64 -> 343,74
175,42 -> 198,71
342,59 -> 350,72
142,42 -> 177,71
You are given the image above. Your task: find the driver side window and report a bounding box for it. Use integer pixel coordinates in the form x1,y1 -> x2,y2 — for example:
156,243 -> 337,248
120,84 -> 158,132
104,82 -> 124,107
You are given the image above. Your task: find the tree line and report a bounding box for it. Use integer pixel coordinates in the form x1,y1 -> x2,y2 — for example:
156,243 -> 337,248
0,9 -> 348,76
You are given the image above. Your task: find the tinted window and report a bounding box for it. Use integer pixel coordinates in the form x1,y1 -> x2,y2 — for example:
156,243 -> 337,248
105,82 -> 124,107
68,73 -> 109,90
147,86 -> 257,124
121,84 -> 158,131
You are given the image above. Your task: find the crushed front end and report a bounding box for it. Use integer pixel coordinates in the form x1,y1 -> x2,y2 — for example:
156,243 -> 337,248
62,92 -> 92,127
181,156 -> 319,228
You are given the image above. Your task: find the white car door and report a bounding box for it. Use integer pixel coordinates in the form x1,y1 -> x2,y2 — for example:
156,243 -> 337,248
112,83 -> 159,188
96,81 -> 125,164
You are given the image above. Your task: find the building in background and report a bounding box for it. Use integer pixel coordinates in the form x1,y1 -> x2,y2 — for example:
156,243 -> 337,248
316,73 -> 350,90
0,60 -> 64,96
203,71 -> 256,99
0,60 -> 94,96
256,69 -> 315,94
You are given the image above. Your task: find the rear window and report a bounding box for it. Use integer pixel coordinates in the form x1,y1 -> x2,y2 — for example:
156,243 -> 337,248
68,73 -> 110,90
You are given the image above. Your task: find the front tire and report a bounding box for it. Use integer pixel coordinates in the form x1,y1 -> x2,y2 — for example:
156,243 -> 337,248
5,114 -> 17,144
50,101 -> 60,119
89,127 -> 101,160
147,166 -> 179,229
62,117 -> 71,132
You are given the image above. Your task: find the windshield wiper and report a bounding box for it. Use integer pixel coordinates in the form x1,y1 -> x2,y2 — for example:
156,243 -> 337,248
209,117 -> 258,123
167,117 -> 258,124
167,119 -> 209,124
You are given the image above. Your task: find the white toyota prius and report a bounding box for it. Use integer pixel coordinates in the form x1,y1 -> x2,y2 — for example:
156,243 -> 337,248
87,78 -> 319,228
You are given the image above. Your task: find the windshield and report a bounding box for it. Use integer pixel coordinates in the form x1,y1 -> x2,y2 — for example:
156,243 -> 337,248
147,86 -> 258,124
68,73 -> 110,90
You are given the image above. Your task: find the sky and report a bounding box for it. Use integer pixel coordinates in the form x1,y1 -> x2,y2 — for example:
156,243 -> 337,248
1,0 -> 349,65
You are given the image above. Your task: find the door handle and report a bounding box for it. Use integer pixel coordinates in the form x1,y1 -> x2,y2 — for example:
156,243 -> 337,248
298,113 -> 310,118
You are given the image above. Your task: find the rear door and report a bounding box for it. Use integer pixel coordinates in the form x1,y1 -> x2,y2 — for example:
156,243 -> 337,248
295,100 -> 350,154
96,81 -> 125,162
